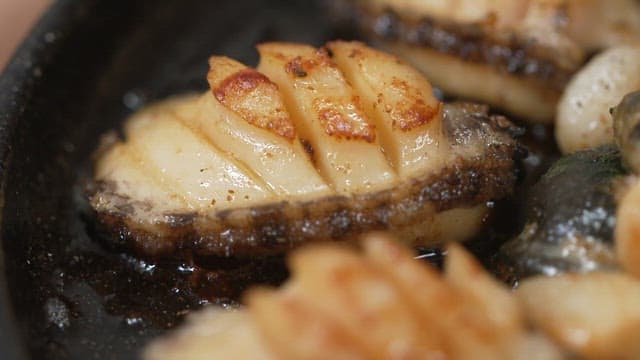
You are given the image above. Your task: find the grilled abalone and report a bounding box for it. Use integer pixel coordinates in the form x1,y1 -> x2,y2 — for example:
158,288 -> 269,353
88,41 -> 521,258
327,0 -> 640,123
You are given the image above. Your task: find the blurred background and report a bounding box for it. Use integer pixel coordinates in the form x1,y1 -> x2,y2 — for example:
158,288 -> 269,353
0,0 -> 50,70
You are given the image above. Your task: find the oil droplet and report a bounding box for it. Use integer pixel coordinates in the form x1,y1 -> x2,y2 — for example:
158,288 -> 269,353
123,90 -> 146,110
45,297 -> 70,329
44,32 -> 56,43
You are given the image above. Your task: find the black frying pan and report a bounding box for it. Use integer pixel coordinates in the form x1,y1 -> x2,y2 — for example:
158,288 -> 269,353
0,1 -> 342,358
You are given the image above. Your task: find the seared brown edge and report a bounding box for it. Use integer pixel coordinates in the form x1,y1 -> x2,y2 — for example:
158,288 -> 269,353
213,68 -> 296,141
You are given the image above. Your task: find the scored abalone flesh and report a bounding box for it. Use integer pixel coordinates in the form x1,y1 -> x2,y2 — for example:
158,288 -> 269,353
87,41 -> 522,258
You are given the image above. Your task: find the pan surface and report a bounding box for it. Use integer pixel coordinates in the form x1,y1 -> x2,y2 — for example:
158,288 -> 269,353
0,1 -> 338,358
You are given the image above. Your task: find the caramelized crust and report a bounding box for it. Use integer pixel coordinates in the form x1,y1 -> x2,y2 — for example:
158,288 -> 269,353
386,78 -> 441,131
280,47 -> 376,142
313,95 -> 375,142
209,57 -> 296,141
